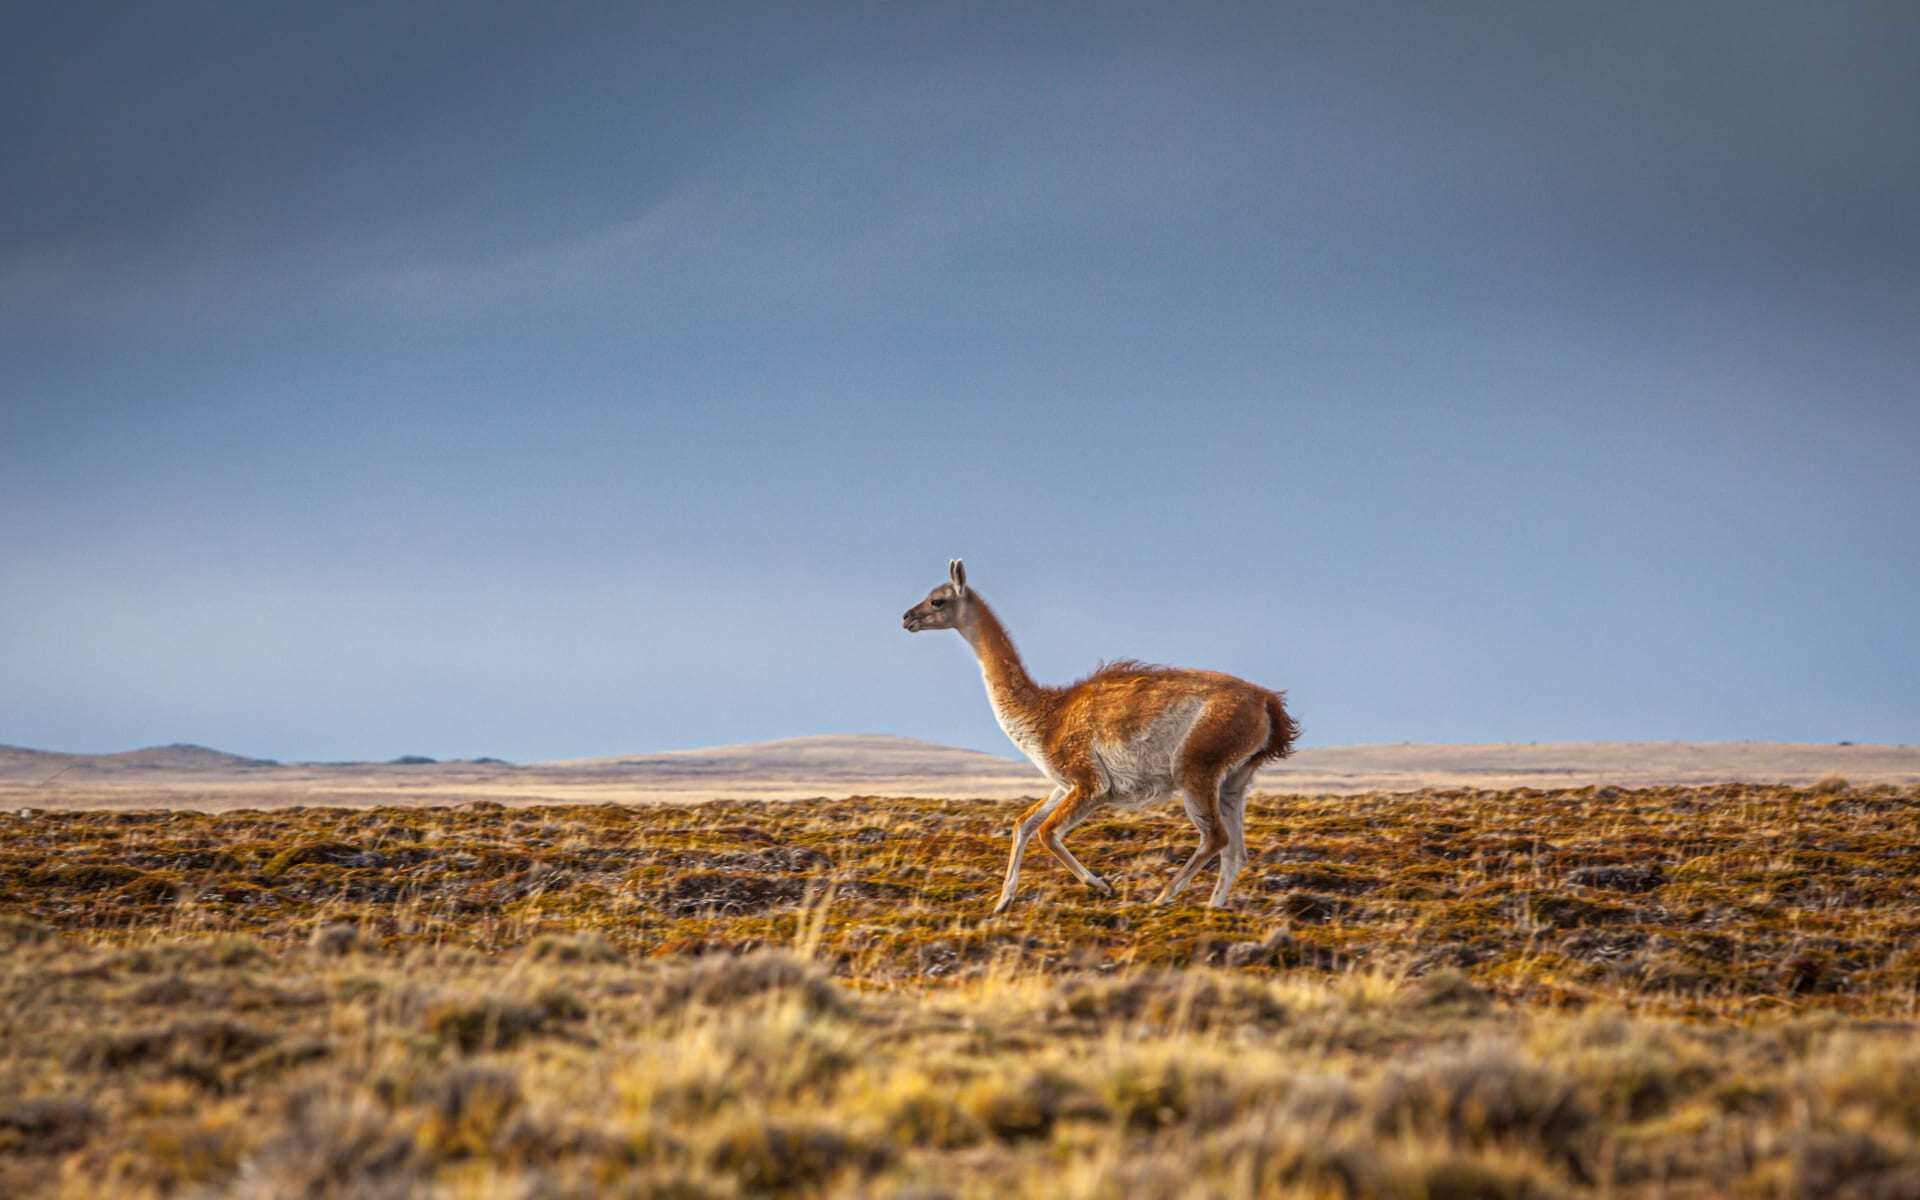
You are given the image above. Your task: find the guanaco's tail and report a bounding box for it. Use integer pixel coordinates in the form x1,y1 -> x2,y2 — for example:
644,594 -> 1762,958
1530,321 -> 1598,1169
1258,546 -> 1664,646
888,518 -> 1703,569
1257,691 -> 1301,762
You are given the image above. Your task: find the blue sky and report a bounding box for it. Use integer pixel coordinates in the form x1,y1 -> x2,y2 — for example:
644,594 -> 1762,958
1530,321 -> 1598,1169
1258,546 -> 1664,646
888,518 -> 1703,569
3,3 -> 1916,762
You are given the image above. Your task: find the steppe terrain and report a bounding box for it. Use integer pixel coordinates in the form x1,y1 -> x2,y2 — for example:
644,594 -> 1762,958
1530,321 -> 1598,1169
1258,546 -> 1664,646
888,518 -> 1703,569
4,735 -> 1917,810
3,763 -> 1920,1197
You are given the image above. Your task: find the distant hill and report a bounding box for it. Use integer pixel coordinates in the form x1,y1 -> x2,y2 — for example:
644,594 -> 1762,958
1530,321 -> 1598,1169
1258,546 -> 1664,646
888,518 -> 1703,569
0,742 -> 277,779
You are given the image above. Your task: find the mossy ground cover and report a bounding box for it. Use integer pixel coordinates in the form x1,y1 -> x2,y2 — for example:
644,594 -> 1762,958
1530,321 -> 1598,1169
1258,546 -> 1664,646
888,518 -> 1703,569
2,783 -> 1918,1196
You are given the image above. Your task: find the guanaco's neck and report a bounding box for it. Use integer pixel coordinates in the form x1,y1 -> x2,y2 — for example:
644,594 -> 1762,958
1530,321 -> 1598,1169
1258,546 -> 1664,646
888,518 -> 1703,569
957,595 -> 1047,719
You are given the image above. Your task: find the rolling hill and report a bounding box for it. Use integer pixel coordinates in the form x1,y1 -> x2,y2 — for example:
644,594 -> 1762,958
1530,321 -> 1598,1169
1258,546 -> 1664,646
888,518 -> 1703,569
0,742 -> 278,779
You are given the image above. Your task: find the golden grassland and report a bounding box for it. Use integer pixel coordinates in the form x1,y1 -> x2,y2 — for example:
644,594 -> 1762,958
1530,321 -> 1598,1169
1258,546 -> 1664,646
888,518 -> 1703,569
3,780 -> 1920,1197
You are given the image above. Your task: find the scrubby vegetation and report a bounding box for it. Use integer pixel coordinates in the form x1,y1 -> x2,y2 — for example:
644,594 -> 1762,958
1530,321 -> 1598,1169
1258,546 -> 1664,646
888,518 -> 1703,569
2,782 -> 1918,1196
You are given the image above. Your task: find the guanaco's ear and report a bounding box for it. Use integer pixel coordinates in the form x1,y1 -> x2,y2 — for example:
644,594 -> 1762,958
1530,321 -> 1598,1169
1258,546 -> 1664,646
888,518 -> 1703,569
948,559 -> 968,595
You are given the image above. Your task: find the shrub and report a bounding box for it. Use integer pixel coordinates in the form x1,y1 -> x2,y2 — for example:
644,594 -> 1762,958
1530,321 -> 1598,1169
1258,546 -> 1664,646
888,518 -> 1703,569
75,1019 -> 277,1084
223,1092 -> 417,1200
860,1074 -> 982,1149
1403,1151 -> 1566,1200
1544,1018 -> 1713,1123
1566,864 -> 1665,893
97,1107 -> 251,1192
1372,1046 -> 1594,1176
416,1064 -> 522,1159
705,1116 -> 890,1193
646,951 -> 840,1016
1806,1041 -> 1920,1135
308,922 -> 360,957
0,1098 -> 97,1155
423,989 -> 584,1053
1049,970 -> 1288,1031
1782,1129 -> 1920,1200
0,914 -> 55,948
1097,1051 -> 1234,1131
1272,1074 -> 1366,1129
524,931 -> 625,964
1202,1117 -> 1387,1197
108,935 -> 269,974
1401,967 -> 1494,1013
1223,928 -> 1299,968
662,871 -> 806,915
959,1068 -> 1103,1141
30,862 -> 143,891
262,841 -> 366,877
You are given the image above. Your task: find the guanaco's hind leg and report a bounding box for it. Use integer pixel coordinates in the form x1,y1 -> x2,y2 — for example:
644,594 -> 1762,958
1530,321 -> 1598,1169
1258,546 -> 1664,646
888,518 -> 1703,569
1208,762 -> 1256,908
1158,697 -> 1267,907
993,786 -> 1068,915
1155,781 -> 1226,903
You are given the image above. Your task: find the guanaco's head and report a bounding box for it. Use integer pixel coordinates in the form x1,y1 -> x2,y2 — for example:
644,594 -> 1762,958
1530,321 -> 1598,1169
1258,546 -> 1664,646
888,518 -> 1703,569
902,559 -> 970,633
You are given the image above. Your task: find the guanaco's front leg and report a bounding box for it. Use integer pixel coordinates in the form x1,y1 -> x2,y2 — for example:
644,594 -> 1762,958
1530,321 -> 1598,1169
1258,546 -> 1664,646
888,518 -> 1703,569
993,786 -> 1069,915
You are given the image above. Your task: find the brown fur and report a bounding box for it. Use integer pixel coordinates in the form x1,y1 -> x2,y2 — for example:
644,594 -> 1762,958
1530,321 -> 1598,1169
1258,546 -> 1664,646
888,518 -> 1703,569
964,600 -> 1294,783
904,564 -> 1298,911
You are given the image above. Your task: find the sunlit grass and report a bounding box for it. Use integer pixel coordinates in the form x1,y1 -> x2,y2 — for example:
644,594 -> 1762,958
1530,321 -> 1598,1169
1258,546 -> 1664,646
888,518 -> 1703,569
2,781 -> 1918,1195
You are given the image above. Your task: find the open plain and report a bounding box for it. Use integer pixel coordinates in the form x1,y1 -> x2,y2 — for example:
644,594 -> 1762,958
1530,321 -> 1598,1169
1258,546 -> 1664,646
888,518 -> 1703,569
5,735 -> 1918,809
4,747 -> 1920,1197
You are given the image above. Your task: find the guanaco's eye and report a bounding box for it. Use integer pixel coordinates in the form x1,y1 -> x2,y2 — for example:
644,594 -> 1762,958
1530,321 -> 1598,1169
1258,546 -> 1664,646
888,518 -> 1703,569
930,597 -> 947,608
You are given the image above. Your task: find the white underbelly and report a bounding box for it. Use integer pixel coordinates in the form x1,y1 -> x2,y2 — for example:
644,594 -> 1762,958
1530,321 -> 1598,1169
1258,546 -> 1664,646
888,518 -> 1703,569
1092,699 -> 1206,804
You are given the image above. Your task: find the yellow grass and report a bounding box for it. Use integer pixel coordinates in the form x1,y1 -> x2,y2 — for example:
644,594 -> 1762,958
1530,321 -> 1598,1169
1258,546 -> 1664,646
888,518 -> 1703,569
3,781 -> 1919,1196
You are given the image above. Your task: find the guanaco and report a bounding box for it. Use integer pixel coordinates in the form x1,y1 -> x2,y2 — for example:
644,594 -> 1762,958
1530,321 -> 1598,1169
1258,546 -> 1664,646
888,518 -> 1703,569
903,560 -> 1298,912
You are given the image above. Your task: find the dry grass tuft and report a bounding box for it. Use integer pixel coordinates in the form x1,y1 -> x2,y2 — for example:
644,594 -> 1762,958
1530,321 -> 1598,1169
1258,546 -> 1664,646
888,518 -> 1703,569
1373,1045 -> 1595,1175
76,1019 -> 277,1085
1198,1119 -> 1388,1197
704,1114 -> 892,1192
0,1098 -> 97,1154
1779,1128 -> 1920,1199
416,1064 -> 523,1159
524,931 -> 625,964
0,915 -> 55,947
1049,970 -> 1287,1031
422,989 -> 585,1053
222,1091 -> 419,1200
959,1067 -> 1104,1141
646,950 -> 841,1016
307,922 -> 359,956
1402,966 -> 1496,1013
